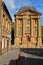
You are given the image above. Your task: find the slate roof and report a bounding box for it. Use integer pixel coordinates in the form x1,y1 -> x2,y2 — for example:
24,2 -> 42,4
15,6 -> 41,15
2,2 -> 12,21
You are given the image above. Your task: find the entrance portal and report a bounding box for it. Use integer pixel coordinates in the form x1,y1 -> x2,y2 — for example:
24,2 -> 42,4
26,36 -> 30,41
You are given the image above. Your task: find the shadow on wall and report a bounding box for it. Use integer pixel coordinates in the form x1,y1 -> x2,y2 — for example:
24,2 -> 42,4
8,56 -> 43,65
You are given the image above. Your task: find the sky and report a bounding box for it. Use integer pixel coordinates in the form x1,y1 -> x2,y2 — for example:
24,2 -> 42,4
3,0 -> 43,25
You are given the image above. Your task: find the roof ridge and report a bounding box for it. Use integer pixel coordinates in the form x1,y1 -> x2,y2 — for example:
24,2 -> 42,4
2,2 -> 12,21
14,6 -> 41,15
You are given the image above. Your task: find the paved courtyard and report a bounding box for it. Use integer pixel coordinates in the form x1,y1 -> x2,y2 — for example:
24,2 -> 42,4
0,48 -> 20,65
0,47 -> 43,65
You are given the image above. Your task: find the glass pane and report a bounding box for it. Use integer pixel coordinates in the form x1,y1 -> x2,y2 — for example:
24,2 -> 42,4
26,20 -> 30,24
26,27 -> 30,32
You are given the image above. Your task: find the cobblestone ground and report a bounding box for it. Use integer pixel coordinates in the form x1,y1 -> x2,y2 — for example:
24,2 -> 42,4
0,47 -> 43,65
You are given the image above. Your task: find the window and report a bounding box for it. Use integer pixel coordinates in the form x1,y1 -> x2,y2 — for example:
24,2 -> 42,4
35,20 -> 37,24
6,22 -> 7,28
3,14 -> 5,17
3,21 -> 4,26
35,19 -> 37,24
18,27 -> 22,36
19,27 -> 22,32
34,26 -> 37,32
36,43 -> 37,46
19,43 -> 22,45
8,24 -> 9,30
34,26 -> 37,36
6,19 -> 8,21
26,20 -> 30,24
19,21 -> 22,24
10,25 -> 11,32
26,27 -> 30,32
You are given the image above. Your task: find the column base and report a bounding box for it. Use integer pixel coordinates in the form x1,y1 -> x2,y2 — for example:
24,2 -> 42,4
37,37 -> 42,48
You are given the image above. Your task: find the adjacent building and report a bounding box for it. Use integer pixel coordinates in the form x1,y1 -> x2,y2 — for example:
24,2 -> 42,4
0,0 -> 12,55
14,6 -> 42,48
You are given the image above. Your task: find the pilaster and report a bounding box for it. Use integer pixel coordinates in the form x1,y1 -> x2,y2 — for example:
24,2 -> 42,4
30,17 -> 35,43
15,19 -> 19,37
37,18 -> 42,47
23,19 -> 26,37
0,0 -> 2,55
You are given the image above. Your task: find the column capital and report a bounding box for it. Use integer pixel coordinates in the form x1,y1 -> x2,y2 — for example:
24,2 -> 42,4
30,15 -> 40,19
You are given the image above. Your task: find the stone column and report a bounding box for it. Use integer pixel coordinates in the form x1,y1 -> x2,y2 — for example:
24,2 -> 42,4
38,18 -> 41,37
37,18 -> 42,47
14,19 -> 22,47
30,17 -> 36,48
14,19 -> 18,47
16,19 -> 19,37
31,18 -> 34,37
31,18 -> 34,43
22,19 -> 26,44
23,19 -> 26,37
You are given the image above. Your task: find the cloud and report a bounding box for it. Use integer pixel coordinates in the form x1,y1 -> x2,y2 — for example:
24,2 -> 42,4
3,0 -> 43,25
8,0 -> 15,9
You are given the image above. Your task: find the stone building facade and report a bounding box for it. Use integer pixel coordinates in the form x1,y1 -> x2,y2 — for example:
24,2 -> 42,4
0,0 -> 12,55
14,6 -> 42,48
